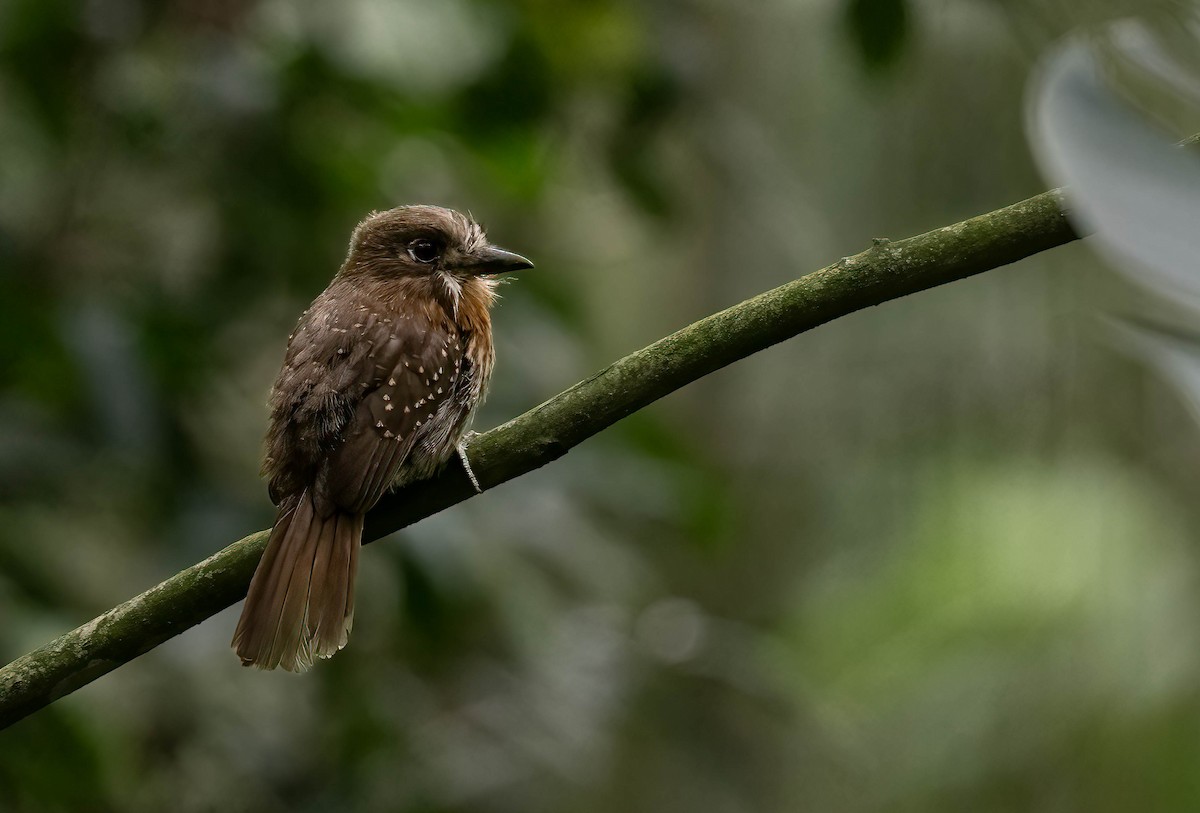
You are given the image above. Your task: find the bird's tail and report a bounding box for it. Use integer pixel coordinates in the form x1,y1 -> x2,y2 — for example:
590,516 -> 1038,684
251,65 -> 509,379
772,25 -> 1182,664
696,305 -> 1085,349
232,491 -> 362,672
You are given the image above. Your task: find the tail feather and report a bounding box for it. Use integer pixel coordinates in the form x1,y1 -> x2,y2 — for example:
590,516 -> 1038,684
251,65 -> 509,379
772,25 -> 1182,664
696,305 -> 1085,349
255,498 -> 315,664
233,492 -> 363,672
309,513 -> 362,653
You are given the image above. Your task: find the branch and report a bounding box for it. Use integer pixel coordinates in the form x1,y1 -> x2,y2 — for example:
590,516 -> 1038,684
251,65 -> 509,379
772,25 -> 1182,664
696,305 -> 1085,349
0,187 -> 1078,730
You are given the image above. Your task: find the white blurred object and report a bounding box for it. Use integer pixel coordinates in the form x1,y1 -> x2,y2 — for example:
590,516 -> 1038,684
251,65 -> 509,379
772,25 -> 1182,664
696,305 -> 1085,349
1028,22 -> 1200,417
1027,28 -> 1200,306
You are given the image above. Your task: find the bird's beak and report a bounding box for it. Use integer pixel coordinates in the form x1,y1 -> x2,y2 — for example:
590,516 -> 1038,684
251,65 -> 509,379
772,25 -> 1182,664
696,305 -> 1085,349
460,244 -> 534,276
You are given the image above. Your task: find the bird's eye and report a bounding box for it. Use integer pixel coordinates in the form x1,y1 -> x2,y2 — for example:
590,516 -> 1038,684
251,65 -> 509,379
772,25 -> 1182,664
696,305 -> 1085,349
408,238 -> 440,264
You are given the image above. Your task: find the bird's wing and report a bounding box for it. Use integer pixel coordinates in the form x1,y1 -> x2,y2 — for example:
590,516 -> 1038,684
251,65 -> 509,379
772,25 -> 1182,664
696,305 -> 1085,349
315,310 -> 465,514
264,295 -> 464,511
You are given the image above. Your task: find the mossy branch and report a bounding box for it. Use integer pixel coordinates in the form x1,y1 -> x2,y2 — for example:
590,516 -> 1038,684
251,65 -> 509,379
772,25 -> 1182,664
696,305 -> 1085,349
0,187 -> 1078,730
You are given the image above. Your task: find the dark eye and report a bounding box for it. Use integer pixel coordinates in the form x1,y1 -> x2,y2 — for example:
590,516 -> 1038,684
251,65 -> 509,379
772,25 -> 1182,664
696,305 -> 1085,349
408,238 -> 440,264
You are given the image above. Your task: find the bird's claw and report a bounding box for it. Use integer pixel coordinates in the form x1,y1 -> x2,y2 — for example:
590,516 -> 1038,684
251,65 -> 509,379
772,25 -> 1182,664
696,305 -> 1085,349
457,433 -> 483,493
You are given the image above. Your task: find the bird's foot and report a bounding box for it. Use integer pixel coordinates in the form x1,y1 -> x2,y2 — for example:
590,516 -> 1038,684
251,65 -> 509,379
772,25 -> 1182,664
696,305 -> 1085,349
457,432 -> 483,493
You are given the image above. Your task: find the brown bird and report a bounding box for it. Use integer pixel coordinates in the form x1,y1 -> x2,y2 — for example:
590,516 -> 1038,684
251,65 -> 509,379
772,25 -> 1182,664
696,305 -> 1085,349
232,205 -> 532,671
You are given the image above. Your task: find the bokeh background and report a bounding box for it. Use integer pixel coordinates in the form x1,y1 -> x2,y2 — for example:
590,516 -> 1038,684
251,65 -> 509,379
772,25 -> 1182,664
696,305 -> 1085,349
3,0 -> 1200,810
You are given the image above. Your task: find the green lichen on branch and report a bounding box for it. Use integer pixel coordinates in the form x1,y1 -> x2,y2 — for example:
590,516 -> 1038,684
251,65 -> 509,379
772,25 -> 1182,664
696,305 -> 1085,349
0,186 -> 1078,731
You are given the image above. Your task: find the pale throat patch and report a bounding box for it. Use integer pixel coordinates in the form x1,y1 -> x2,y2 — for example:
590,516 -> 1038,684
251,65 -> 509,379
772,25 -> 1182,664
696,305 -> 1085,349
438,270 -> 464,315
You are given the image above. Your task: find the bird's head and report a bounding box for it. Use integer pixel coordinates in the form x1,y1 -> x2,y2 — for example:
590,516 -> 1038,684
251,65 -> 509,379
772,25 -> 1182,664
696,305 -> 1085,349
342,205 -> 533,283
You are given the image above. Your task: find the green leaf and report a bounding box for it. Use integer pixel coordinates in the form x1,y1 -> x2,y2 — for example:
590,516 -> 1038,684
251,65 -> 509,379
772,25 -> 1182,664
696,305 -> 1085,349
844,0 -> 910,72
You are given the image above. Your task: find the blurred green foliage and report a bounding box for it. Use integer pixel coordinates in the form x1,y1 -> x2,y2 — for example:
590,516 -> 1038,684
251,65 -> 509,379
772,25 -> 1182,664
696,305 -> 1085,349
3,0 -> 1200,812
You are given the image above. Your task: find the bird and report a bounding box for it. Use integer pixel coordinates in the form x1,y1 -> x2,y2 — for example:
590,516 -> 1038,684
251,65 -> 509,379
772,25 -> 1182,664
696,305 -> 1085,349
232,205 -> 532,671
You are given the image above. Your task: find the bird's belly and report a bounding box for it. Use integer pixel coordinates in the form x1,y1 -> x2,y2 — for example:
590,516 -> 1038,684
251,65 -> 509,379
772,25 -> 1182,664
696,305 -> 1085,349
391,398 -> 473,487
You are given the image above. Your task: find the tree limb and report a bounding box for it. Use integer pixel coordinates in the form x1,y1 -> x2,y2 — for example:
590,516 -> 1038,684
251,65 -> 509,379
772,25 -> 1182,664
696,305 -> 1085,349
0,187 -> 1078,730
